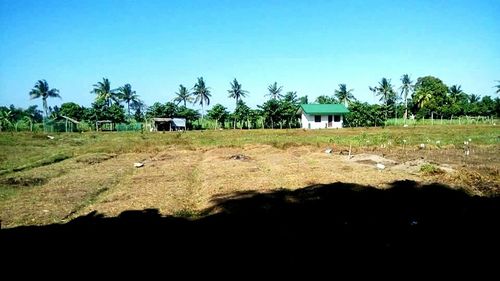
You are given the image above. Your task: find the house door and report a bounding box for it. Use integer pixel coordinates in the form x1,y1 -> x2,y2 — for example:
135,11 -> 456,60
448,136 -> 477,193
328,115 -> 333,127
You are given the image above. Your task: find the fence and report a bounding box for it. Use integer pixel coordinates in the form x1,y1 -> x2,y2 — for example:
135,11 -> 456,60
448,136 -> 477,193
386,116 -> 498,126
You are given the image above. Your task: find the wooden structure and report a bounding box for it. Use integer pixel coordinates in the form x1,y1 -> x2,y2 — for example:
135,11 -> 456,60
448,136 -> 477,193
150,118 -> 186,131
96,120 -> 114,131
61,115 -> 80,132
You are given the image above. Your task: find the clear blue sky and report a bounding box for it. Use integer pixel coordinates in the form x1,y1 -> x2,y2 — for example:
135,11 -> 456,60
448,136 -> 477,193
1,0 -> 499,112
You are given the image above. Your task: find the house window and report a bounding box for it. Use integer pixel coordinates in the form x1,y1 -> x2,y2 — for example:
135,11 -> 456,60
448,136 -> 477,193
314,115 -> 321,122
334,115 -> 341,122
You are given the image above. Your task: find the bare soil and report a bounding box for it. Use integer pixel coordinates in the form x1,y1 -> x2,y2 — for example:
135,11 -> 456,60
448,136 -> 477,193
1,144 -> 498,228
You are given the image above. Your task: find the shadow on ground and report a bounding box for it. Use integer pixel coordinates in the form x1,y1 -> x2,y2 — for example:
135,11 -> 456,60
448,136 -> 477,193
2,180 -> 499,270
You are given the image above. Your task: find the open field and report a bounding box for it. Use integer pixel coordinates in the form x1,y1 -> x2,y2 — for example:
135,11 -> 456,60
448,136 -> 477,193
0,125 -> 499,228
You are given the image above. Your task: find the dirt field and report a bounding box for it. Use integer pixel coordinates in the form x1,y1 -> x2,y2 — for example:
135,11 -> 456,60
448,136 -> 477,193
1,141 -> 498,228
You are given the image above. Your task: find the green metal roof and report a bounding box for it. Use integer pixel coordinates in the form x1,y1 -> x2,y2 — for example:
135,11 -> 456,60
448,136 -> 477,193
299,104 -> 349,115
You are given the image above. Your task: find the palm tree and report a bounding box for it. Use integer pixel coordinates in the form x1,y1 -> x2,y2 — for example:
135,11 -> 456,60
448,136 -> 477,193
118,84 -> 139,115
469,94 -> 480,103
495,80 -> 500,94
267,82 -> 283,100
448,85 -> 464,102
228,78 -> 249,107
91,78 -> 117,107
193,77 -> 211,118
416,90 -> 432,110
370,78 -> 395,121
29,80 -> 61,119
400,74 -> 413,121
173,84 -> 192,107
334,84 -> 355,107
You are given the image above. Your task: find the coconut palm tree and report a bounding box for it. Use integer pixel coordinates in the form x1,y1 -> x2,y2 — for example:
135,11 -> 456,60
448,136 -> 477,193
495,80 -> 500,94
334,84 -> 355,107
173,84 -> 192,107
370,78 -> 395,121
400,74 -> 413,121
416,90 -> 432,110
227,78 -> 249,107
267,82 -> 283,100
29,80 -> 61,119
468,94 -> 480,103
117,84 -> 139,116
193,77 -> 211,118
91,78 -> 117,107
448,85 -> 464,102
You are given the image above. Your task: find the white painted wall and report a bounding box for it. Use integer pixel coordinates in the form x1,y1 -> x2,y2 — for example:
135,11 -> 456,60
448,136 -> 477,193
301,113 -> 343,129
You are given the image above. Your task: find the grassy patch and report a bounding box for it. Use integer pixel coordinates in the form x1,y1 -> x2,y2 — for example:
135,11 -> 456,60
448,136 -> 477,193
420,163 -> 443,175
0,185 -> 22,202
12,153 -> 71,172
172,209 -> 199,218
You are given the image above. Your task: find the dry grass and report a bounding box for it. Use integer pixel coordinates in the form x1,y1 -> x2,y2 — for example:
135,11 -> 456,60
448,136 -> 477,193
1,126 -> 498,228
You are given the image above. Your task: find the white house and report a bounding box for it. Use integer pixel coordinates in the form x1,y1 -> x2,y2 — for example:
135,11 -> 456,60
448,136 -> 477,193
298,104 -> 349,129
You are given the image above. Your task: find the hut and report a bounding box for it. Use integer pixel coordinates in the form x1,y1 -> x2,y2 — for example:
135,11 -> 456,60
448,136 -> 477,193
151,118 -> 186,131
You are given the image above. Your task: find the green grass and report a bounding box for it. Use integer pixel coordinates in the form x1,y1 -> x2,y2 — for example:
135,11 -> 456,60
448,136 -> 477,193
420,163 -> 443,175
0,125 -> 498,176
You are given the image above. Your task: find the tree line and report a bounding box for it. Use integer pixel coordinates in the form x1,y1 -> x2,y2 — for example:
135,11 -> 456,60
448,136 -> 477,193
0,76 -> 499,131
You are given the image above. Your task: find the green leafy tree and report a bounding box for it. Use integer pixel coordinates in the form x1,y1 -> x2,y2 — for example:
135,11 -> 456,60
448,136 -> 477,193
315,95 -> 337,104
445,85 -> 467,117
233,100 -> 251,129
495,81 -> 500,94
91,78 -> 118,107
130,99 -> 146,121
228,79 -> 249,107
173,84 -> 192,107
48,105 -> 60,120
29,79 -> 61,118
177,106 -> 200,129
0,108 -> 13,132
164,102 -> 178,117
299,95 -> 308,104
145,102 -> 178,118
24,105 -> 43,123
60,102 -> 84,120
107,103 -> 126,123
334,84 -> 355,107
449,85 -> 464,102
258,99 -> 281,129
400,74 -> 413,121
344,101 -> 385,127
267,82 -> 283,100
117,84 -> 139,116
280,91 -> 300,128
468,94 -> 480,103
193,77 -> 211,118
370,78 -> 396,121
207,104 -> 228,129
412,76 -> 449,118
